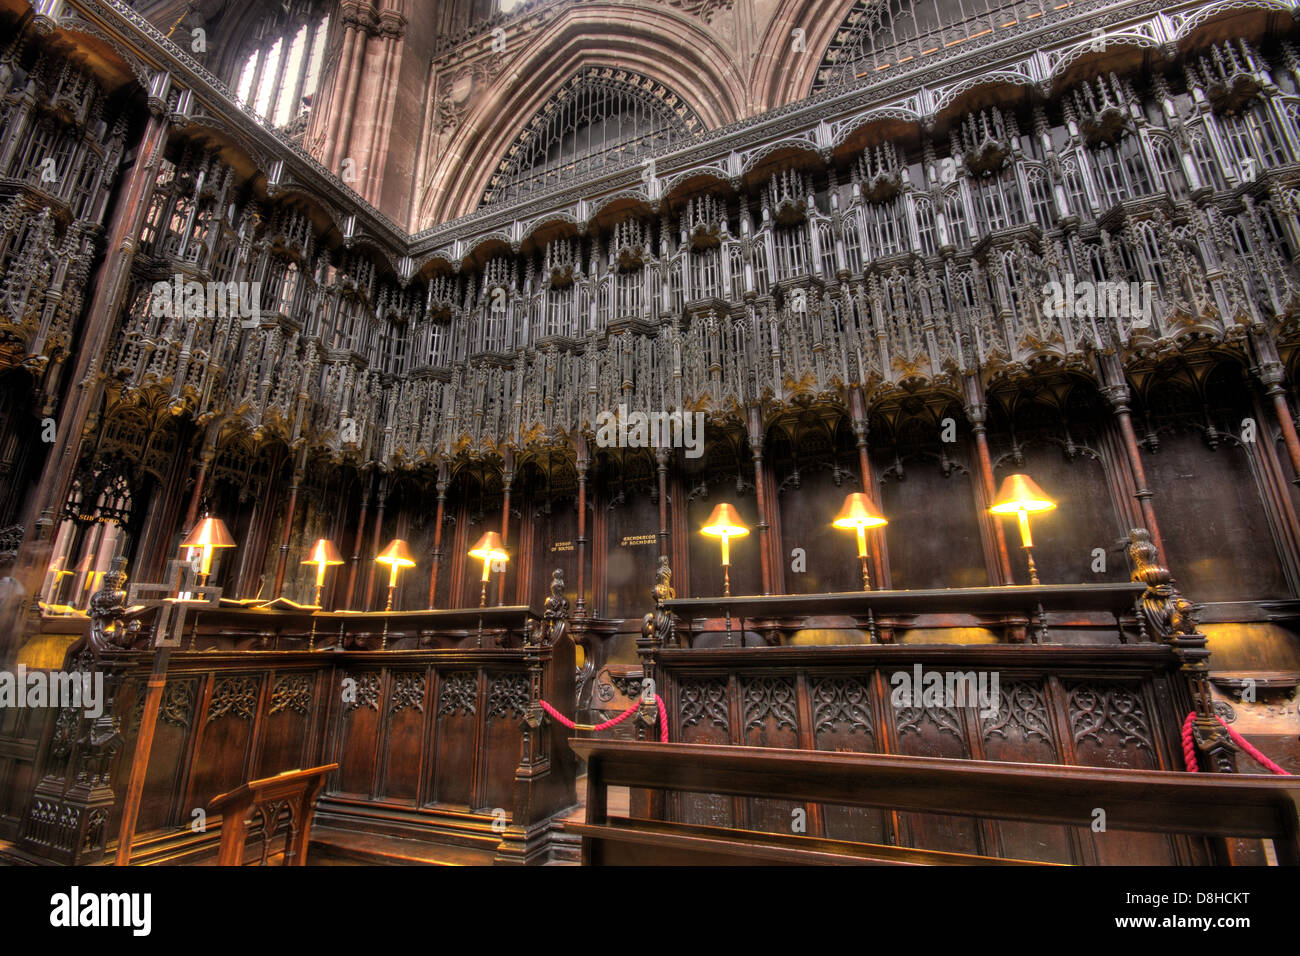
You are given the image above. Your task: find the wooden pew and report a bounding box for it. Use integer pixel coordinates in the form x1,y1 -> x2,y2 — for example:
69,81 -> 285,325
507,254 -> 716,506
207,764 -> 338,866
569,740 -> 1300,865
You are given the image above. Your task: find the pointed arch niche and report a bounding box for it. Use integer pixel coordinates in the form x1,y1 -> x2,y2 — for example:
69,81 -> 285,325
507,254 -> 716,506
478,66 -> 704,208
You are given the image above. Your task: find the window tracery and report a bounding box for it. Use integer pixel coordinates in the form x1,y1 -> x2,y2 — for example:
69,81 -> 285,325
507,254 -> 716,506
479,66 -> 703,207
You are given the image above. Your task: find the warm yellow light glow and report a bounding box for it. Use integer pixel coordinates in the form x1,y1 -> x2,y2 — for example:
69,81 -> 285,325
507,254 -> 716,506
469,531 -> 508,582
376,539 -> 415,588
301,538 -> 343,587
989,474 -> 1056,515
700,502 -> 749,539
831,492 -> 888,556
179,516 -> 236,576
990,475 -> 1056,550
700,503 -> 748,568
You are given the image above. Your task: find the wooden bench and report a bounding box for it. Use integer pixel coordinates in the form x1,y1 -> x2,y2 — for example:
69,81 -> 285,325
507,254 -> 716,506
568,740 -> 1300,865
207,764 -> 338,866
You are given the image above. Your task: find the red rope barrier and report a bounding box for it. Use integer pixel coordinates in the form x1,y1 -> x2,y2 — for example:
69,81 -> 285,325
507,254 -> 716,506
1181,711 -> 1198,772
1182,711 -> 1292,775
539,696 -> 669,742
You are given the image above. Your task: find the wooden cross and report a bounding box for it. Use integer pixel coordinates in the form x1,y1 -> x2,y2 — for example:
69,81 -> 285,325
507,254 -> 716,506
126,558 -> 222,648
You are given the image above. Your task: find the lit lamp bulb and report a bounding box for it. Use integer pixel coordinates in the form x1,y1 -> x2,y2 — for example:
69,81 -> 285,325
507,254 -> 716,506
832,493 -> 887,591
178,515 -> 236,586
375,539 -> 416,611
989,474 -> 1056,586
468,531 -> 508,609
701,503 -> 749,596
701,503 -> 748,644
300,538 -> 343,608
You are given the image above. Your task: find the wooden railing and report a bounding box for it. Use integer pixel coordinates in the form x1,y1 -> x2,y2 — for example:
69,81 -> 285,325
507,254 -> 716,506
570,740 -> 1300,865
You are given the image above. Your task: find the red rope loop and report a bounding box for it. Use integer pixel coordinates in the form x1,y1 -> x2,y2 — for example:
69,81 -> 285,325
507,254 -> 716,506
538,696 -> 670,743
1182,711 -> 1291,775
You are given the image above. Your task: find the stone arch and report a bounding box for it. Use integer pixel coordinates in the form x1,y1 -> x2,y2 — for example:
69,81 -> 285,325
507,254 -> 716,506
419,5 -> 745,225
751,0 -> 861,110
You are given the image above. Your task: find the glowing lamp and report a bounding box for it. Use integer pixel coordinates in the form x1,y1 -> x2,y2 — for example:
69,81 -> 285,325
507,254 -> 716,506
700,502 -> 748,601
832,493 -> 887,590
179,515 -> 236,583
300,538 -> 344,607
990,474 -> 1057,585
375,538 -> 415,591
469,531 -> 508,609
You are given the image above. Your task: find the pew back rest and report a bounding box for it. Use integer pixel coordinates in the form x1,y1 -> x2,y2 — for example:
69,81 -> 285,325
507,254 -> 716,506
572,740 -> 1300,864
207,763 -> 338,866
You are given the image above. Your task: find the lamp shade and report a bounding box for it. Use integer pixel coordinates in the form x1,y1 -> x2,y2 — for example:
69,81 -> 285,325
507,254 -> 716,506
831,492 -> 888,529
375,538 -> 416,569
301,538 -> 344,566
989,474 -> 1057,515
469,531 -> 509,563
179,515 -> 236,550
701,503 -> 749,538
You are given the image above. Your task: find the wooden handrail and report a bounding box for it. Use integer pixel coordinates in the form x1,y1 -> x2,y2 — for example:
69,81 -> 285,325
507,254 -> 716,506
207,764 -> 339,866
573,740 -> 1300,864
662,582 -> 1146,619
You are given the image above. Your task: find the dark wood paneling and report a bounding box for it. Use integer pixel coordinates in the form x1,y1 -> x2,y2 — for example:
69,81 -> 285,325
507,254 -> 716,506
877,456 -> 987,590
604,492 -> 660,618
739,674 -> 800,833
978,678 -> 1073,863
378,671 -> 426,804
1143,432 -> 1289,601
187,675 -> 260,813
431,670 -> 479,807
335,671 -> 382,797
780,469 -> 862,594
256,673 -> 315,778
808,673 -> 888,843
687,493 -> 760,601
673,674 -> 733,827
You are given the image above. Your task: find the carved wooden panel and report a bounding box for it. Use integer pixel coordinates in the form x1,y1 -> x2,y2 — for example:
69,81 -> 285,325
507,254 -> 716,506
479,673 -> 528,812
432,671 -> 480,807
336,672 -> 382,797
886,669 -> 983,855
380,671 -> 427,804
809,675 -> 888,844
138,679 -> 197,833
257,673 -> 315,779
674,675 -> 732,827
980,678 -> 1073,863
740,675 -> 800,833
1065,679 -> 1175,864
188,675 -> 261,818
